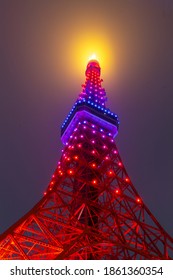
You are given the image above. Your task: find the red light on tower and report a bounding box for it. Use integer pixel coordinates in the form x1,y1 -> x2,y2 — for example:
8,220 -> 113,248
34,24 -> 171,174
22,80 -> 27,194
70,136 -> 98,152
0,54 -> 172,261
74,155 -> 78,160
108,170 -> 114,176
92,180 -> 97,185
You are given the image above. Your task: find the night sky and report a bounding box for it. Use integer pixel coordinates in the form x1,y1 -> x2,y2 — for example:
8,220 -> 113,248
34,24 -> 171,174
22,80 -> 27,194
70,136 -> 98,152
1,1 -> 173,237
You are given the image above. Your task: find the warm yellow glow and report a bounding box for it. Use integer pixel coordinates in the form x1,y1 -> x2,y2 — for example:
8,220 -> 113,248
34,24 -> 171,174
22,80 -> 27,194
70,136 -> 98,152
68,31 -> 115,77
52,27 -> 118,92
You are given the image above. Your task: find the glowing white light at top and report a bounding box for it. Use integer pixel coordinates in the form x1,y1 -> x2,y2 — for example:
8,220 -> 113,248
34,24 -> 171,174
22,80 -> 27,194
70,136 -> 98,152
88,54 -> 98,61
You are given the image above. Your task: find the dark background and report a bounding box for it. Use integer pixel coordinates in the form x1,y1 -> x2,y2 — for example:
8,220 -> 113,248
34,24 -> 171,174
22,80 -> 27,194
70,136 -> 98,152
0,1 -> 173,236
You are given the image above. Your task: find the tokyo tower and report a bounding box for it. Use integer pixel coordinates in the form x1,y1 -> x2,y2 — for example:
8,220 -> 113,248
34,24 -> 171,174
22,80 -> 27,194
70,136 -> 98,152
0,59 -> 173,260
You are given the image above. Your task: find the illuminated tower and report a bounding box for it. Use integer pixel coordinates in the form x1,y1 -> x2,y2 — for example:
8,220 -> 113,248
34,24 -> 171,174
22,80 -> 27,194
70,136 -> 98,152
0,59 -> 173,260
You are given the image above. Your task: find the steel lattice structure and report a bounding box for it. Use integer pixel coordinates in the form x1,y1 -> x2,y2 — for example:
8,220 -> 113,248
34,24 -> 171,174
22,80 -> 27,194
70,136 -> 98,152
0,60 -> 173,260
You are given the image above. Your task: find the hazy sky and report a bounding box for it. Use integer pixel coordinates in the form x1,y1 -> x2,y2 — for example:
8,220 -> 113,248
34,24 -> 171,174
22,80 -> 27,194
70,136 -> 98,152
0,0 -> 173,237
